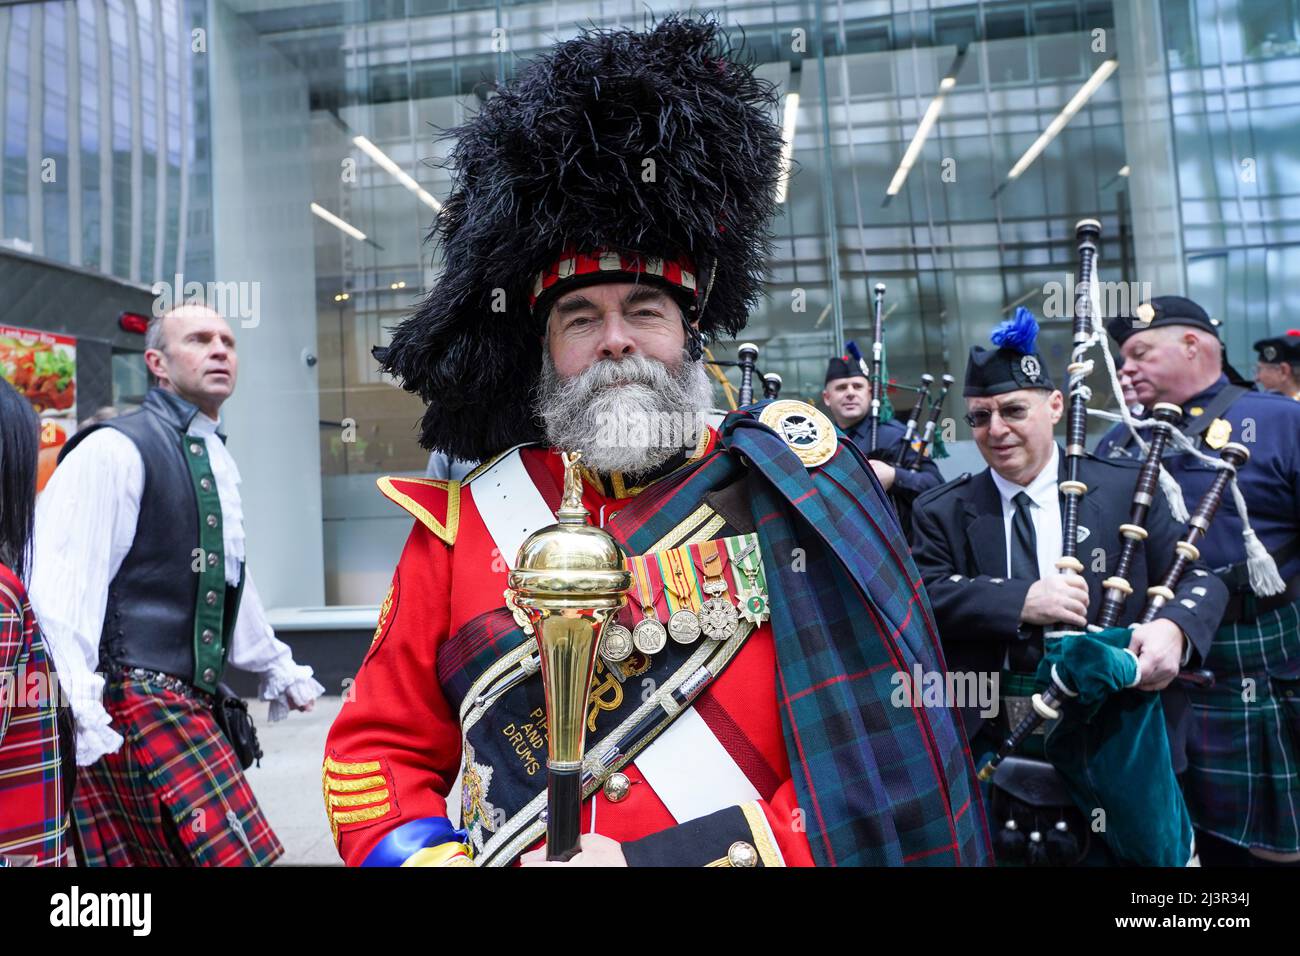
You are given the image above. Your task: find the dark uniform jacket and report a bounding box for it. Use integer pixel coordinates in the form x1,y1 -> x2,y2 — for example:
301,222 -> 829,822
842,416 -> 943,541
911,449 -> 1227,774
1096,375 -> 1300,590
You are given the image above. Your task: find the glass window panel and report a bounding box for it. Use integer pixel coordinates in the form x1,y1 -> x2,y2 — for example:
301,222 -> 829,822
934,13 -> 977,49
5,5 -> 31,242
1164,0 -> 1198,67
986,6 -> 1026,41
1239,0 -> 1298,58
43,3 -> 70,262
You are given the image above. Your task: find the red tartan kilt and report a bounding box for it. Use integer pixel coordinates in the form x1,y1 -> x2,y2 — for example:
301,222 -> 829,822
72,676 -> 283,867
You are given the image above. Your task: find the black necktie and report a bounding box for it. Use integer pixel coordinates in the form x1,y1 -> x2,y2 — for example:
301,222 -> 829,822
1010,491 -> 1039,582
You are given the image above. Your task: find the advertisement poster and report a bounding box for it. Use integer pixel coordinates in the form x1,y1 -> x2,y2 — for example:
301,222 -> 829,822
0,324 -> 77,492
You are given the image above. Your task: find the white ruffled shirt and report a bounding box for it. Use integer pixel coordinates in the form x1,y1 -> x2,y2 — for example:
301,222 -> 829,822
30,407 -> 325,766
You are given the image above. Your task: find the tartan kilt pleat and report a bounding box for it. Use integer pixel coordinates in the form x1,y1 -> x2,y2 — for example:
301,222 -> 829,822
72,675 -> 282,867
1184,599 -> 1300,853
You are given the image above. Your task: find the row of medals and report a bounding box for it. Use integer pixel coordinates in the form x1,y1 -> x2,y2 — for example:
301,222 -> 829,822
600,576 -> 766,665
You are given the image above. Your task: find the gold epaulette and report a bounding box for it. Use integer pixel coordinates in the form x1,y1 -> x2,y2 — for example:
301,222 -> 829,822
376,476 -> 460,546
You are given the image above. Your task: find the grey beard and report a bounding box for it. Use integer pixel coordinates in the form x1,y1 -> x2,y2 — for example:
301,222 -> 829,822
536,350 -> 713,475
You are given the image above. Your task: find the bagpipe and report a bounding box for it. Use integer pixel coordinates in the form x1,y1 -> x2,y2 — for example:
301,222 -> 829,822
972,218 -> 1284,868
980,440 -> 1249,781
904,373 -> 954,471
853,283 -> 951,463
705,342 -> 779,408
868,282 -> 887,451
979,219 -> 1282,781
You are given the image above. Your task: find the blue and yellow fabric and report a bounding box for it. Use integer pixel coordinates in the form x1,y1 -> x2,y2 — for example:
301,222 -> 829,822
362,817 -> 474,867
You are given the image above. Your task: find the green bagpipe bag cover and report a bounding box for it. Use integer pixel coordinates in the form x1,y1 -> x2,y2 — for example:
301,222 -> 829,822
1037,627 -> 1194,867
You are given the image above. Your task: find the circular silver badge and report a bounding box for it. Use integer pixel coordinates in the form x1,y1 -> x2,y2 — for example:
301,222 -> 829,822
1264,345 -> 1278,362
668,609 -> 702,644
600,624 -> 633,663
1020,355 -> 1041,381
632,617 -> 668,655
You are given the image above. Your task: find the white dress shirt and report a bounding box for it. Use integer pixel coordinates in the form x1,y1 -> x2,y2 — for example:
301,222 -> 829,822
988,444 -> 1064,581
30,408 -> 325,766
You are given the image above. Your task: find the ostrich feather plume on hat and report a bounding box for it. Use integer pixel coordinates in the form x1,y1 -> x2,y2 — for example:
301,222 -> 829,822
377,15 -> 786,460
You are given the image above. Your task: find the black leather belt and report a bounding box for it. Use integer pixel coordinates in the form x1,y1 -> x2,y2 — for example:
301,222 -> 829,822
115,666 -> 216,707
1221,576 -> 1300,625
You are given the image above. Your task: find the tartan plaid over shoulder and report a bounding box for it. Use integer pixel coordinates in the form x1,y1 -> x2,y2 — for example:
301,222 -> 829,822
0,564 -> 69,867
719,405 -> 992,866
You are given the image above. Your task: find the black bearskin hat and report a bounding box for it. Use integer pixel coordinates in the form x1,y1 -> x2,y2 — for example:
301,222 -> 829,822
378,15 -> 785,460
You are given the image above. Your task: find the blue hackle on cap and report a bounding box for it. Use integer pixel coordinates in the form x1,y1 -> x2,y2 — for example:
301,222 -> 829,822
845,341 -> 866,363
990,307 -> 1040,355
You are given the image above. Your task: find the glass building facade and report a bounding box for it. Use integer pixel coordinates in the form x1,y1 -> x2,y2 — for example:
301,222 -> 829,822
0,0 -> 201,280
2,0 -> 1297,611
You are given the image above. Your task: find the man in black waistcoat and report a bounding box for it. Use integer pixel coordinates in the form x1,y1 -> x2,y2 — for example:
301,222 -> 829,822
30,304 -> 324,866
910,310 -> 1225,864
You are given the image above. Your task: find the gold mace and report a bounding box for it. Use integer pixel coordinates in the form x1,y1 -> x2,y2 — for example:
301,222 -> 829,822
507,451 -> 631,861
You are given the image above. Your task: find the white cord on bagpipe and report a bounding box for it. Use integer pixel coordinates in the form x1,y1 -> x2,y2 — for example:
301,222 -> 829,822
1071,330 -> 1190,523
1082,330 -> 1285,596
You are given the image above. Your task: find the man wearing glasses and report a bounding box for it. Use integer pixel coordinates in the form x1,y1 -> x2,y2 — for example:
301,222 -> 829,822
909,311 -> 1224,865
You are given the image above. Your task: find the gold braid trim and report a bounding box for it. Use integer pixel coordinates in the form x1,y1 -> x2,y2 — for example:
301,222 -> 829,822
331,803 -> 392,826
325,773 -> 387,793
739,802 -> 785,867
324,756 -> 381,775
328,788 -> 390,808
376,476 -> 460,545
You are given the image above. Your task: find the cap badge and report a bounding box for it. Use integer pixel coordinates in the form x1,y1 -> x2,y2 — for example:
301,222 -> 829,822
1135,302 -> 1156,326
1264,345 -> 1278,362
1020,355 -> 1042,381
759,401 -> 837,468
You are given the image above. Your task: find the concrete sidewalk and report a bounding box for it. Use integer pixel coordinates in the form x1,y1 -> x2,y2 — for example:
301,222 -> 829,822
243,695 -> 346,866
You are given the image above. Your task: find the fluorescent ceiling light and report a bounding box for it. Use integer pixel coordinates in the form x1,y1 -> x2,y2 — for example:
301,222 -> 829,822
310,202 -> 367,241
354,135 -> 442,212
1003,59 -> 1119,183
886,77 -> 957,198
775,93 -> 800,204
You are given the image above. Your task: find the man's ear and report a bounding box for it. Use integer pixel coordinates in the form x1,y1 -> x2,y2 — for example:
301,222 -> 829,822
143,348 -> 167,381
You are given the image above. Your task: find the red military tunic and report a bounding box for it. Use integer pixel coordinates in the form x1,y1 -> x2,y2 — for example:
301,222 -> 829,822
325,431 -> 815,866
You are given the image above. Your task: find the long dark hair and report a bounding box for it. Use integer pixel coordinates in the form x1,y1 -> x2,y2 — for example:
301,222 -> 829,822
0,379 -> 39,582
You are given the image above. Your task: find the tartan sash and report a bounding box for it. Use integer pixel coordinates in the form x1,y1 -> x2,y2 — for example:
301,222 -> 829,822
436,430 -> 992,865
719,406 -> 992,866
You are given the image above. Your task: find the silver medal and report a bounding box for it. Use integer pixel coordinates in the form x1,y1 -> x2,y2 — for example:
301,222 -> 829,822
632,617 -> 668,655
699,577 -> 739,641
699,593 -> 739,641
668,609 -> 702,644
600,624 -> 634,663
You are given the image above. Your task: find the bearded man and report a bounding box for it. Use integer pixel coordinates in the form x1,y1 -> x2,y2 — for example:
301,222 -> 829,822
322,17 -> 990,868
